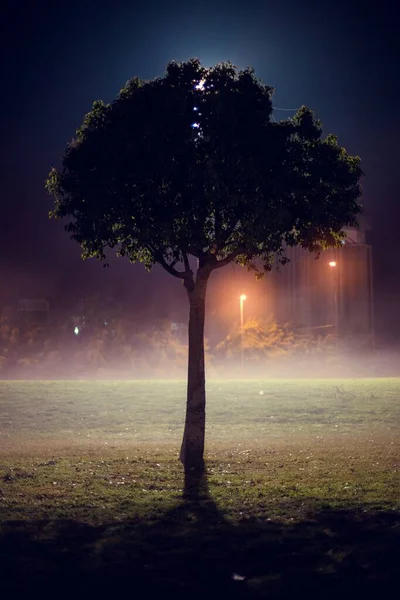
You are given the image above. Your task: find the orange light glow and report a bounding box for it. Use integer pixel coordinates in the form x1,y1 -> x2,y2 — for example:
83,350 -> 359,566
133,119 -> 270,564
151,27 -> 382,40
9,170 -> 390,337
240,294 -> 247,301
329,261 -> 337,268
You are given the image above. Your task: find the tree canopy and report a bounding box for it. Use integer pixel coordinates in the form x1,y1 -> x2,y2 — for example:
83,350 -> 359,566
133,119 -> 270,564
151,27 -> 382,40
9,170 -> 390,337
46,59 -> 363,280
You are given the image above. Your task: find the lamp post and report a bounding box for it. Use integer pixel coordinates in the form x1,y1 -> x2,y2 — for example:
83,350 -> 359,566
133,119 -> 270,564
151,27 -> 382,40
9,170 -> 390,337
240,294 -> 247,369
328,261 -> 339,338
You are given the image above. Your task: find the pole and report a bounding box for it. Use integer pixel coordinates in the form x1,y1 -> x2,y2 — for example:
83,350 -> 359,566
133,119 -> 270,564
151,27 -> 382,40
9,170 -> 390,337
335,255 -> 340,341
240,294 -> 246,370
368,244 -> 375,349
334,287 -> 339,339
328,260 -> 339,341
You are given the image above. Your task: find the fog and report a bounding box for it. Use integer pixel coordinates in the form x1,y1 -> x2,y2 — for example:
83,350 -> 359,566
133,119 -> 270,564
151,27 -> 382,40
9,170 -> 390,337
1,313 -> 399,380
1,251 -> 400,381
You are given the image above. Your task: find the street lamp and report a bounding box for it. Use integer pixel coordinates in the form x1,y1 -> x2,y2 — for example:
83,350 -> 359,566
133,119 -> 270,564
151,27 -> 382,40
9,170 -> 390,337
240,294 -> 247,369
328,261 -> 339,337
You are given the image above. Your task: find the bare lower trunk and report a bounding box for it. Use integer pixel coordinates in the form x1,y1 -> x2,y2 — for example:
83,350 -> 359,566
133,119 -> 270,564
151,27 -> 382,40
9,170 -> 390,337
179,268 -> 209,474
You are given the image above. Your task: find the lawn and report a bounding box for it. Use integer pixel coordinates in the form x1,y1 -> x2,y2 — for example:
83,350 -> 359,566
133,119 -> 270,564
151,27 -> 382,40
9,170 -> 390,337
0,378 -> 399,598
1,378 -> 399,443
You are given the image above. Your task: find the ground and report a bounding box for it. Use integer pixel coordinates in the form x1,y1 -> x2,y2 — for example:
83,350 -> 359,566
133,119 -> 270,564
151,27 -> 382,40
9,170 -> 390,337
0,379 -> 399,598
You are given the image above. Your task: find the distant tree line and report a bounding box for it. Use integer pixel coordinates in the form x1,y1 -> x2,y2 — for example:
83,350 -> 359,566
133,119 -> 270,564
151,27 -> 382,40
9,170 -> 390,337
0,300 -> 380,379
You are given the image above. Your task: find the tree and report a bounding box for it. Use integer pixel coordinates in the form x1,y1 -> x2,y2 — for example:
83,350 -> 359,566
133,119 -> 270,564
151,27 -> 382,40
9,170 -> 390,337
216,318 -> 300,361
46,59 -> 362,475
214,318 -> 338,375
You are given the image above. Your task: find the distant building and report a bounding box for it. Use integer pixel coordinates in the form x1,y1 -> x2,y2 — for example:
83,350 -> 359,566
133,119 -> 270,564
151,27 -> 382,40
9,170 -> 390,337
275,225 -> 373,339
208,222 -> 373,343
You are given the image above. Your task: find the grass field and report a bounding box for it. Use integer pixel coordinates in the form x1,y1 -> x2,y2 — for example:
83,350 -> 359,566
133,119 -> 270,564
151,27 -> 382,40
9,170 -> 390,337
0,378 -> 399,598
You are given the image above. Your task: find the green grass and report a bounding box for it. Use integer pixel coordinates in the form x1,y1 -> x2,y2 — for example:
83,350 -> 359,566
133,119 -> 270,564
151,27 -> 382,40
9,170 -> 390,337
1,378 -> 399,443
0,378 -> 399,598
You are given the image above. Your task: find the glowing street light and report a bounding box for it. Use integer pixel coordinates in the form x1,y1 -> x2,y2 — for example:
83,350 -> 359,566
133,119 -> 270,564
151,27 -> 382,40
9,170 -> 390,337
329,261 -> 337,268
74,326 -> 80,335
240,294 -> 247,369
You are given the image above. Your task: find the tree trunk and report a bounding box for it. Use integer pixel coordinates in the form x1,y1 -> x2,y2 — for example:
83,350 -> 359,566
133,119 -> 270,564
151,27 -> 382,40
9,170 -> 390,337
180,268 -> 210,474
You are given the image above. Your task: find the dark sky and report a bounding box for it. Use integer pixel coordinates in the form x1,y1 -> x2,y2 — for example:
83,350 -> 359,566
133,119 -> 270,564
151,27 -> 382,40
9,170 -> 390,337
0,0 -> 399,311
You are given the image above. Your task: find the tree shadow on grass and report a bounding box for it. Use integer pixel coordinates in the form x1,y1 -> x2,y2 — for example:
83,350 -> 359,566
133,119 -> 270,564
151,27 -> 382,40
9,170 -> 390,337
0,472 -> 398,599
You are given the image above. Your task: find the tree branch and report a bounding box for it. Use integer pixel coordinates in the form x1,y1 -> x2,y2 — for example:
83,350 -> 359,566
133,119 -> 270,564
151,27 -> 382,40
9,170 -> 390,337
148,246 -> 189,280
183,251 -> 191,273
158,258 -> 187,279
219,218 -> 241,248
211,249 -> 242,270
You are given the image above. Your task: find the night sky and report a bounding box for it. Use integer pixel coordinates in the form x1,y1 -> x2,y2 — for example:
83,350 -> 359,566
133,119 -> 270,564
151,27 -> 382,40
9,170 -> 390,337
0,0 -> 399,325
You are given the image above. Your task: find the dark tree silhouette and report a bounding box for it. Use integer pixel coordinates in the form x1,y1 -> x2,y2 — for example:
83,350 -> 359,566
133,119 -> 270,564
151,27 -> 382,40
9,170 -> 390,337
46,59 -> 362,474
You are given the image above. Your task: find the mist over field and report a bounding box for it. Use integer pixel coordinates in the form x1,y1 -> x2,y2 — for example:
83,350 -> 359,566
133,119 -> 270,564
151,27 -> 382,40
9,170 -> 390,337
2,349 -> 400,380
2,309 -> 400,380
